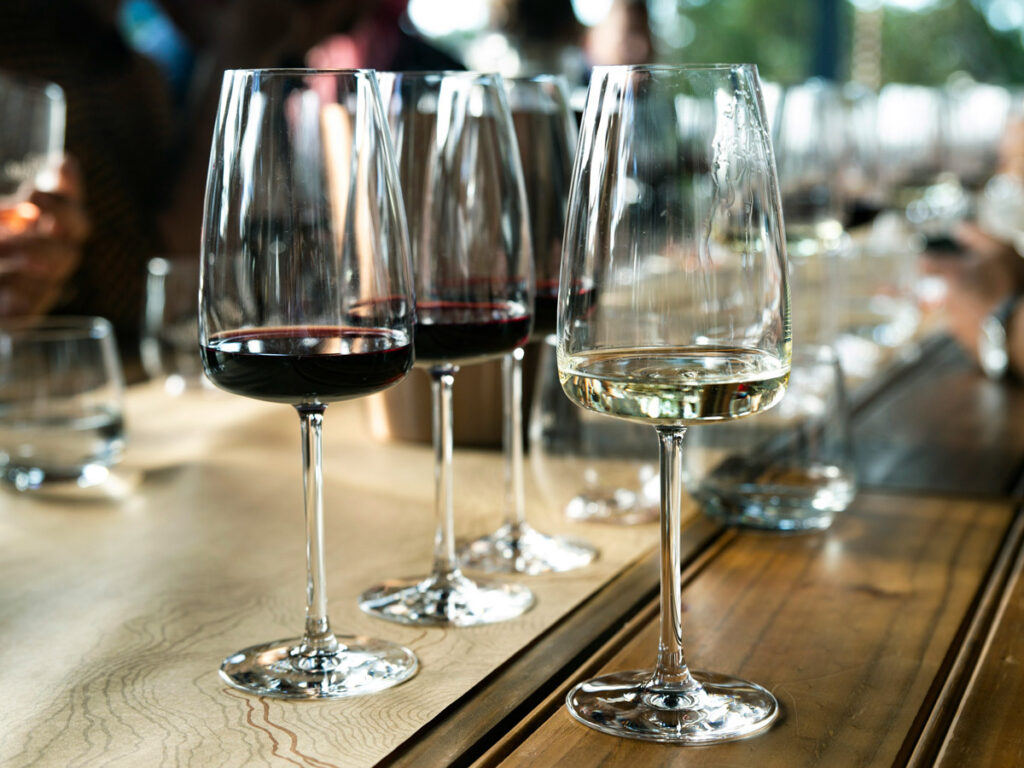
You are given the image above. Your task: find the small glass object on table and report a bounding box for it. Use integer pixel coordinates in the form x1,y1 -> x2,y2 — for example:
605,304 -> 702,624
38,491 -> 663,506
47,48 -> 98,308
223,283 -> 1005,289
358,71 -> 535,626
199,68 -> 418,699
460,74 -> 598,573
0,316 -> 125,495
685,343 -> 856,532
557,64 -> 792,743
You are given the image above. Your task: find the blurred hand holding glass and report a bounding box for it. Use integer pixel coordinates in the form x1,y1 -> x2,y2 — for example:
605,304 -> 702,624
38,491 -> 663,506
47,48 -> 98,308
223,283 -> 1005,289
0,316 -> 125,495
558,64 -> 790,743
685,344 -> 855,532
0,70 -> 65,235
199,68 -> 418,699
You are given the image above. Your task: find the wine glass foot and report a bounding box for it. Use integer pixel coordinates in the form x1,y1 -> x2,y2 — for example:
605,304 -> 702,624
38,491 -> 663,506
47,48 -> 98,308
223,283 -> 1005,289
565,490 -> 660,526
566,669 -> 778,744
459,522 -> 598,574
219,635 -> 418,699
358,571 -> 535,626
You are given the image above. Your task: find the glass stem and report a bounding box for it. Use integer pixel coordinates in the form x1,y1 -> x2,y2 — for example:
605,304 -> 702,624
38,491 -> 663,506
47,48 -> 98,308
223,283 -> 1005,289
650,426 -> 699,691
297,405 -> 338,655
430,368 -> 461,581
502,347 -> 527,534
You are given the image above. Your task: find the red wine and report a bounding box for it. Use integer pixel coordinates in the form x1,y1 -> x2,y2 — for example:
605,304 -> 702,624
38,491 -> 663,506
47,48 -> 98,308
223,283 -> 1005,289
414,301 -> 530,367
532,281 -> 598,339
532,281 -> 560,338
202,327 -> 412,405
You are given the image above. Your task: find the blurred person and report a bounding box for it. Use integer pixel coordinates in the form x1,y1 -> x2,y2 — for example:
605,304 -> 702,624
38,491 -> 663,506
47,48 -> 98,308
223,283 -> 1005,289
922,112 -> 1024,380
921,222 -> 1024,378
582,0 -> 653,69
0,0 -> 177,366
0,0 -> 461,365
158,0 -> 463,254
465,0 -> 586,80
0,158 -> 90,318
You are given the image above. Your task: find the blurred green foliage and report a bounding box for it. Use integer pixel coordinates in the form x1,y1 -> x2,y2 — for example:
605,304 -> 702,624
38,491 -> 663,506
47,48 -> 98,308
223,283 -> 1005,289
879,2 -> 1024,84
654,0 -> 1024,85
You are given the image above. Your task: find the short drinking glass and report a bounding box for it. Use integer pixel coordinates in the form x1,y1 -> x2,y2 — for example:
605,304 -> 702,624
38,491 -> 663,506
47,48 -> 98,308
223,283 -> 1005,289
685,344 -> 855,531
0,316 -> 125,493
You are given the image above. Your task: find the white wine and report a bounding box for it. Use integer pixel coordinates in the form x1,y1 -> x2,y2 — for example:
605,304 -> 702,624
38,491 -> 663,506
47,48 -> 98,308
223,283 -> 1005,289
559,346 -> 789,425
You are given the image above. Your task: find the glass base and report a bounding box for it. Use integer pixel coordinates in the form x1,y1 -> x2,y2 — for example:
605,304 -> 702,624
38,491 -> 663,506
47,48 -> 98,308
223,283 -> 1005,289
358,571 -> 534,627
565,489 -> 659,526
1,462 -> 138,501
566,669 -> 778,744
459,522 -> 598,575
220,635 -> 418,699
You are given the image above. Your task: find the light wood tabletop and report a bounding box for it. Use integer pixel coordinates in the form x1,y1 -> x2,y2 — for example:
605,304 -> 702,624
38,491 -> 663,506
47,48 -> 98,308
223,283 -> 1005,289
2,337 -> 1023,767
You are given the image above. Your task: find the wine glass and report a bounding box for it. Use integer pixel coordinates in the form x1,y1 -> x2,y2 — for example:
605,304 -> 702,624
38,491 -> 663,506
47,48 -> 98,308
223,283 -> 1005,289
559,64 -> 791,742
200,69 -> 418,698
460,74 -> 597,574
358,72 -> 535,626
771,79 -> 846,347
141,254 -> 208,395
0,70 -> 65,235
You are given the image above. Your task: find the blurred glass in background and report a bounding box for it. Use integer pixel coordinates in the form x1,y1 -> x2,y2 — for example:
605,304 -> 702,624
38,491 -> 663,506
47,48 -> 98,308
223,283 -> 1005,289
0,71 -> 65,235
140,255 -> 206,395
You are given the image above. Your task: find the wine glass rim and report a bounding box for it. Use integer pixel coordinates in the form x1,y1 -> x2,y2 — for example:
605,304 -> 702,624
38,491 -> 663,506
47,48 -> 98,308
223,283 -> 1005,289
223,67 -> 375,77
376,70 -> 502,82
0,315 -> 114,341
592,63 -> 758,74
502,73 -> 569,84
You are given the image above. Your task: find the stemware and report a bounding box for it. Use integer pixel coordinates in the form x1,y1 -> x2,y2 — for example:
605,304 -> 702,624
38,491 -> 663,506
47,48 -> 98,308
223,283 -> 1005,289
770,79 -> 847,347
461,74 -> 597,573
200,69 -> 418,698
358,72 -> 535,625
0,70 -> 65,235
558,64 -> 791,742
141,254 -> 208,394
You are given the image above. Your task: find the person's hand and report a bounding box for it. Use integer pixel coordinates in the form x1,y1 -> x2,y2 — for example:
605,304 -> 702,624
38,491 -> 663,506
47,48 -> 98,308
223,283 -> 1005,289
920,221 -> 1024,358
0,157 -> 90,317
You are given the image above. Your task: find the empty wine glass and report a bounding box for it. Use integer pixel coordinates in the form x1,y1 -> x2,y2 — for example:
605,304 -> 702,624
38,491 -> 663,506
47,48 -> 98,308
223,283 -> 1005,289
771,79 -> 847,347
559,64 -> 791,743
358,72 -> 535,626
460,74 -> 597,574
141,254 -> 207,394
200,69 -> 418,698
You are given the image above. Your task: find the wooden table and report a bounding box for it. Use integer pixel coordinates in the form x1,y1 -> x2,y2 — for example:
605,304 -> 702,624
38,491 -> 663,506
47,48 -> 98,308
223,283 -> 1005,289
2,337 -> 1022,767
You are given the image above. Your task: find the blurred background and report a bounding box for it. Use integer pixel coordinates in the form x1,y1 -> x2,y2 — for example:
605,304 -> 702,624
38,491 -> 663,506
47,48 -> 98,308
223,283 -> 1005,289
119,0 -> 1024,90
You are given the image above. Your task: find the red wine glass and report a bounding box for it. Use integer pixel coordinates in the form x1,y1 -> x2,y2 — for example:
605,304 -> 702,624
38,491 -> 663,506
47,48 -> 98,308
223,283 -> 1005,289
199,69 -> 418,698
460,75 -> 597,574
358,72 -> 535,626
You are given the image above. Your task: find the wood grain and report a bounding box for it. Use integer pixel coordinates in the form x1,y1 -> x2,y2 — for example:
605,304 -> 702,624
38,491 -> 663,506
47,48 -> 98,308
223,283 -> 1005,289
853,341 -> 1024,496
0,382 -> 662,768
488,493 -> 1015,768
933,513 -> 1024,768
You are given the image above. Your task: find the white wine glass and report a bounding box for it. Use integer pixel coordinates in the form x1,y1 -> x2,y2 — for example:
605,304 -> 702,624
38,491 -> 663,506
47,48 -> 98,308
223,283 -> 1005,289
358,72 -> 536,625
558,64 -> 791,743
461,74 -> 597,574
200,69 -> 418,698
